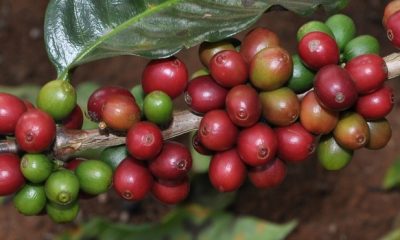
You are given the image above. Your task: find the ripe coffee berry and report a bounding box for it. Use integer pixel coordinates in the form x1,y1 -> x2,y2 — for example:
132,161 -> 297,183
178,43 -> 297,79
209,50 -> 248,88
208,149 -> 246,192
114,157 -> 153,201
142,56 -> 188,99
355,85 -> 394,120
237,123 -> 278,167
87,86 -> 134,122
0,93 -> 27,135
225,84 -> 262,127
191,131 -> 212,155
298,32 -> 339,70
101,94 -> 141,131
198,39 -> 236,67
383,0 -> 400,27
240,27 -> 280,64
184,75 -> 228,114
65,158 -> 85,171
248,158 -> 286,189
149,141 -> 192,181
152,177 -> 190,205
15,109 -> 56,153
275,123 -> 316,163
345,54 -> 388,94
314,65 -> 358,111
61,105 -> 84,130
0,153 -> 25,196
126,121 -> 163,160
198,110 -> 238,151
386,11 -> 400,49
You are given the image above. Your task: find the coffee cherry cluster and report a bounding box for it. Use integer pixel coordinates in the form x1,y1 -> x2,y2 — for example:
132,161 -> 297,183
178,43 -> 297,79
0,10 -> 397,223
0,89 -> 95,223
0,55 -> 193,222
187,13 -> 394,192
84,57 -> 192,205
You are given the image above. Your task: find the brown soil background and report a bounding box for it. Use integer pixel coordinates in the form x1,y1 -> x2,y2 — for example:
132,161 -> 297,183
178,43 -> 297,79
1,0 -> 400,239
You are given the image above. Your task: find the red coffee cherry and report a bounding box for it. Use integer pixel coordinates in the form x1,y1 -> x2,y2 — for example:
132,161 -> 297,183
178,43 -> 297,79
23,100 -> 35,110
191,131 -> 212,155
198,39 -> 236,67
237,123 -> 278,167
142,56 -> 188,99
225,84 -> 262,127
240,27 -> 280,64
208,149 -> 246,192
345,54 -> 388,94
101,94 -> 141,131
15,109 -> 56,153
355,85 -> 394,120
275,123 -> 316,163
152,177 -> 190,205
298,32 -> 339,70
61,105 -> 84,130
198,110 -> 238,151
386,11 -> 400,49
314,65 -> 358,111
0,153 -> 25,196
184,75 -> 228,114
383,0 -> 400,27
0,93 -> 27,135
87,86 -> 134,122
113,157 -> 153,201
65,158 -> 85,171
248,158 -> 287,189
126,121 -> 163,160
209,50 -> 248,88
149,141 -> 192,181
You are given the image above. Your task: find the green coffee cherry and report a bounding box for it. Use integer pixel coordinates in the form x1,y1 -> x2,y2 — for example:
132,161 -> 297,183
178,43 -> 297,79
286,55 -> 315,93
343,35 -> 380,61
326,14 -> 356,51
13,183 -> 47,216
37,80 -> 77,121
297,20 -> 334,42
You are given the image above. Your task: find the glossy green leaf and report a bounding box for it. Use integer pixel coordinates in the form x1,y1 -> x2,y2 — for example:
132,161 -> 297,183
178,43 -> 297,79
45,0 -> 347,79
382,159 -> 400,190
58,204 -> 297,240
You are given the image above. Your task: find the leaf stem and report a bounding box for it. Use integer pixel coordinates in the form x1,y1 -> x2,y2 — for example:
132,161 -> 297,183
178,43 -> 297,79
58,70 -> 71,82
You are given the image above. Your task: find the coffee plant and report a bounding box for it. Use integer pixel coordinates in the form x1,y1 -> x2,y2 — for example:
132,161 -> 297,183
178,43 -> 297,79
1,0 -> 400,226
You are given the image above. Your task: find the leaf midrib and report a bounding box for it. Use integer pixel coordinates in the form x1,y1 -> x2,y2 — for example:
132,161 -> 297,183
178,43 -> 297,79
59,0 -> 182,80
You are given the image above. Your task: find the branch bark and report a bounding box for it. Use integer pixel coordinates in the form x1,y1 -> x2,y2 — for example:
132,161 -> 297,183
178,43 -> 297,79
1,52 -> 400,159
